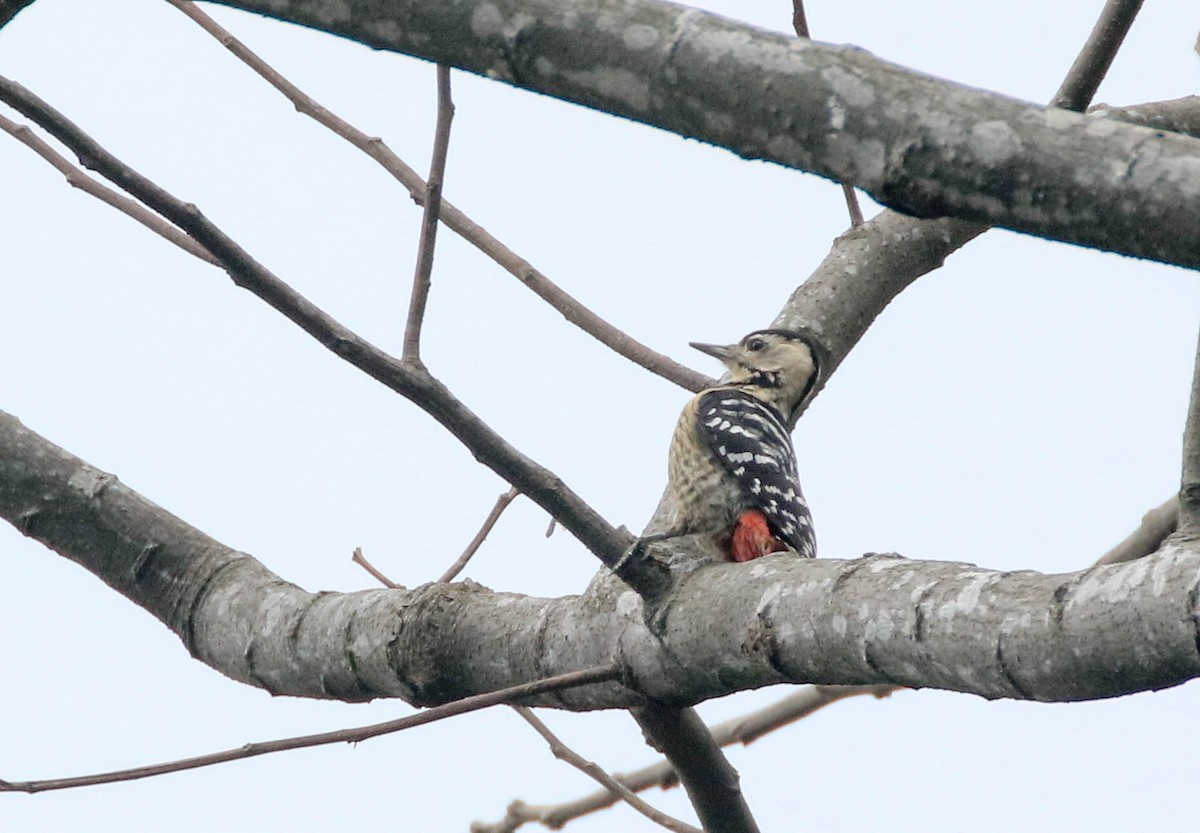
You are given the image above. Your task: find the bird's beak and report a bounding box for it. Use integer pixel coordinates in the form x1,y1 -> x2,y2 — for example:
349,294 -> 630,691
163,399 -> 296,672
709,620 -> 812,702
689,341 -> 737,361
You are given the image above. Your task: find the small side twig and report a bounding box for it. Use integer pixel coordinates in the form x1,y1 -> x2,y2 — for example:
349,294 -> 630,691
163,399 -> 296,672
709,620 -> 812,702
1096,496 -> 1179,564
438,486 -> 520,583
351,546 -> 401,588
513,707 -> 702,833
789,0 -> 864,227
0,663 -> 620,794
403,65 -> 454,361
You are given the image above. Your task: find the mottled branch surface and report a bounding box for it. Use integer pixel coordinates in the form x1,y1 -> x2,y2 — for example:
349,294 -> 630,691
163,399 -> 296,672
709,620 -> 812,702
207,0 -> 1200,271
4,410 -> 1198,709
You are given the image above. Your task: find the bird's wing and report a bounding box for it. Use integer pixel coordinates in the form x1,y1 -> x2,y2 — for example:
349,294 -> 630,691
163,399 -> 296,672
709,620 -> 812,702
694,389 -> 815,557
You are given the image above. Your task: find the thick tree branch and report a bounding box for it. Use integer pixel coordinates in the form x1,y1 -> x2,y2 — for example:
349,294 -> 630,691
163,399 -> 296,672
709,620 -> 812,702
204,0 -> 1200,270
771,0 -> 1150,381
3,410 -> 1199,709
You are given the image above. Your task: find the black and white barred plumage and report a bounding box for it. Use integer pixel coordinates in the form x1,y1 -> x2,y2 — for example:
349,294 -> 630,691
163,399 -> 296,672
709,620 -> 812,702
694,389 -> 815,557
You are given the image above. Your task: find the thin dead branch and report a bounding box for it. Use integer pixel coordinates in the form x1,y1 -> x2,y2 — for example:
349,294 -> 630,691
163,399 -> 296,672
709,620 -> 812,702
163,0 -> 710,392
0,663 -> 620,794
403,65 -> 454,361
514,707 -> 702,833
351,546 -> 401,588
438,486 -> 521,583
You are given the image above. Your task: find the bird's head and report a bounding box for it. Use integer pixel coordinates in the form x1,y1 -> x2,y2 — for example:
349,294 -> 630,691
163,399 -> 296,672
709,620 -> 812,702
690,329 -> 822,415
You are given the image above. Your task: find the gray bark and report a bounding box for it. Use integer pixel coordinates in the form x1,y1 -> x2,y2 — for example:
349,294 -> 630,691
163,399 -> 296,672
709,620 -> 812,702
200,0 -> 1200,271
4,410 -> 1198,709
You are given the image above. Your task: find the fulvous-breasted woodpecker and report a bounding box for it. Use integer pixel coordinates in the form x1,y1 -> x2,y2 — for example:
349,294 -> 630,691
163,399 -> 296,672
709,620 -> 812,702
654,329 -> 821,562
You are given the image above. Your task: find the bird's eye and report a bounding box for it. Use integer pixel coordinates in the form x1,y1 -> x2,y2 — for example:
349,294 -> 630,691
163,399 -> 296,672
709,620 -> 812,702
746,337 -> 765,352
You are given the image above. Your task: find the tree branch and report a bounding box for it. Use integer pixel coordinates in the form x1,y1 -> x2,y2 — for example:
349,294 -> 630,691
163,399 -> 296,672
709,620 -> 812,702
1090,96 -> 1200,136
351,546 -> 402,588
403,65 -> 454,361
477,686 -> 896,832
1050,0 -> 1144,110
1096,497 -> 1179,565
438,486 -> 521,583
405,66 -> 456,362
3,409 -> 1198,709
0,664 -> 619,794
0,113 -> 218,264
513,707 -> 702,833
0,0 -> 34,29
164,0 -> 710,391
203,0 -> 1200,270
633,703 -> 759,833
0,74 -> 676,598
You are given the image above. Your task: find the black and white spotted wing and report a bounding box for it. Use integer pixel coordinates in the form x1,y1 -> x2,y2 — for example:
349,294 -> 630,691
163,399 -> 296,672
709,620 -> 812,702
694,389 -> 815,558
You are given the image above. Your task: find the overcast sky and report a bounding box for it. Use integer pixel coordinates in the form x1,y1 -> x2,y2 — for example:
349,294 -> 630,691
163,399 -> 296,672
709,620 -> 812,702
3,1 -> 1200,831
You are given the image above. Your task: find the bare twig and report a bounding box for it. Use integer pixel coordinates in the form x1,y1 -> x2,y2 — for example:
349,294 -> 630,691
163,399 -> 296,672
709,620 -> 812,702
1096,497 -> 1179,565
163,0 -> 710,392
477,685 -> 896,831
403,65 -> 454,360
0,113 -> 218,264
0,663 -> 620,794
1051,0 -> 1145,110
351,546 -> 401,588
0,75 -> 672,597
438,486 -> 520,583
839,184 -> 864,226
1181,324 -> 1200,535
514,707 -> 703,833
789,0 -> 864,227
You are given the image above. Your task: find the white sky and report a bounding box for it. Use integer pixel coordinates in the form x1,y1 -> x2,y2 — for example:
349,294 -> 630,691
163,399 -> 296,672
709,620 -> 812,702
2,1 -> 1199,831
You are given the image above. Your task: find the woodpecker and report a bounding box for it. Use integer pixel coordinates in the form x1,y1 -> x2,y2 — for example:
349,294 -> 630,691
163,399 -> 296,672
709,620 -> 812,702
655,329 -> 821,563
